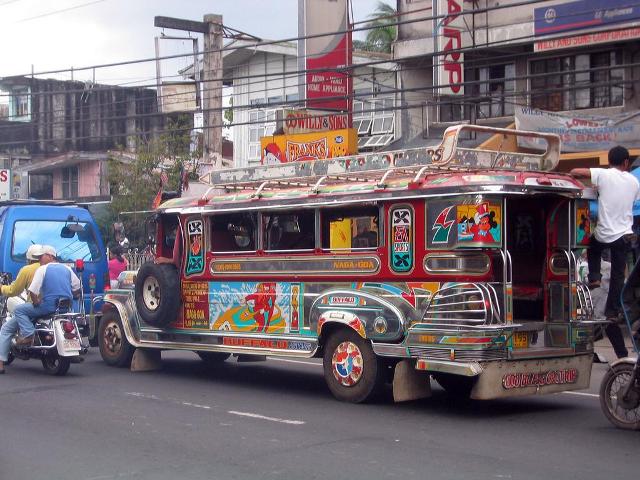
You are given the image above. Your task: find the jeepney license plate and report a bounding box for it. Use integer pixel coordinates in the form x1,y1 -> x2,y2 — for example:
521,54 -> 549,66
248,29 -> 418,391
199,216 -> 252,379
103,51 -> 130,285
513,332 -> 528,349
63,338 -> 81,350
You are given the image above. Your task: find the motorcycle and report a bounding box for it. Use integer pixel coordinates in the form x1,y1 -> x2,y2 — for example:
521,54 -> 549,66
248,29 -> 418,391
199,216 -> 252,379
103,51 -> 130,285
0,266 -> 88,376
599,259 -> 640,430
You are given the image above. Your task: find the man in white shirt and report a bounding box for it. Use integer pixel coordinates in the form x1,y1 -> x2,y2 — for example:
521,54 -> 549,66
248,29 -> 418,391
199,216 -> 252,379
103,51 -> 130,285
571,146 -> 640,358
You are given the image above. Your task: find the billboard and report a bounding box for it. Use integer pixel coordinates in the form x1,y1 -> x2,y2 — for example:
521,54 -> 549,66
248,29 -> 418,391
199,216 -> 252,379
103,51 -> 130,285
279,109 -> 349,135
534,0 -> 640,36
261,129 -> 357,164
300,0 -> 352,111
535,25 -> 640,51
435,0 -> 465,96
159,82 -> 198,113
515,106 -> 640,152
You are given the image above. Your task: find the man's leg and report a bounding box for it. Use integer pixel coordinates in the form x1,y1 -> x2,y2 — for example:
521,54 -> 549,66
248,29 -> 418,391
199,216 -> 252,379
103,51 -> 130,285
604,236 -> 629,358
13,302 -> 38,339
0,316 -> 19,369
587,237 -> 605,286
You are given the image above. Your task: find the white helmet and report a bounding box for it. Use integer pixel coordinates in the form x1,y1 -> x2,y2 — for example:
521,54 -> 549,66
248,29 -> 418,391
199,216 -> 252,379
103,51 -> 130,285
26,244 -> 44,261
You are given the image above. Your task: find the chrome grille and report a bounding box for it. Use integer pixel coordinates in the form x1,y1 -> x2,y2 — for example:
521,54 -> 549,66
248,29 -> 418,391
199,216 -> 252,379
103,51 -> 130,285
408,345 -> 507,361
576,281 -> 594,321
421,282 -> 502,327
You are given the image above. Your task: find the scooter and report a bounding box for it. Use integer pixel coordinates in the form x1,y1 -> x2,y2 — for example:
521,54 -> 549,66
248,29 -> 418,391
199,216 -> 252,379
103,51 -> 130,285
599,259 -> 640,430
0,268 -> 88,376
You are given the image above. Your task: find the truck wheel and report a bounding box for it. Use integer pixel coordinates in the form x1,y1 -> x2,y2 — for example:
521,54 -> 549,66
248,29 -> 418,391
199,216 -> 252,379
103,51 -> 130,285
99,310 -> 134,367
433,373 -> 475,398
135,263 -> 180,327
322,329 -> 384,403
196,351 -> 231,364
41,355 -> 71,376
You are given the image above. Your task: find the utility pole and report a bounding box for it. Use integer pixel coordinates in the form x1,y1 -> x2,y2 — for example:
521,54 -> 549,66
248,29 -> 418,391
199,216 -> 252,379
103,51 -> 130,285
202,14 -> 223,169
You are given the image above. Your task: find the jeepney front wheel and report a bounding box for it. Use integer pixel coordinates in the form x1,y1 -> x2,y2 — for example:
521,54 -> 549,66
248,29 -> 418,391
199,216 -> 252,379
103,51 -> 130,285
323,329 -> 384,403
99,310 -> 134,368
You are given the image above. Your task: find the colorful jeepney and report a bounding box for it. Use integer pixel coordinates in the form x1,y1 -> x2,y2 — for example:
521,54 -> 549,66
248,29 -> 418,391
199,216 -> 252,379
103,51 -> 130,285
99,125 -> 598,403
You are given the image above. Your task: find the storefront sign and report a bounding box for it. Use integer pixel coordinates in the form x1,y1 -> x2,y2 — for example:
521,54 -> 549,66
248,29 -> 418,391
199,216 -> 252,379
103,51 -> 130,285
435,0 -> 464,96
302,0 -> 352,111
281,109 -> 349,134
515,107 -> 640,152
535,26 -> 640,51
0,169 -> 10,201
534,0 -> 640,36
261,128 -> 357,163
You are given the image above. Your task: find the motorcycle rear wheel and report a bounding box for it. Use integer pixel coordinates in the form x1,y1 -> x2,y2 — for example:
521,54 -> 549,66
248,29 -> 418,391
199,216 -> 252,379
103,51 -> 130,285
41,355 -> 71,376
599,362 -> 640,430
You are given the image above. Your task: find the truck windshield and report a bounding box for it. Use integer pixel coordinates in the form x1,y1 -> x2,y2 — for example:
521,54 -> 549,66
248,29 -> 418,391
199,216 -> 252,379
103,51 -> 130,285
12,220 -> 102,262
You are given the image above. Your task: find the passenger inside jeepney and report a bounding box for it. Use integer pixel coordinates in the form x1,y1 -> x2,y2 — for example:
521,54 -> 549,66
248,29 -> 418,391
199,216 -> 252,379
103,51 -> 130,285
264,212 -> 315,251
154,216 -> 181,266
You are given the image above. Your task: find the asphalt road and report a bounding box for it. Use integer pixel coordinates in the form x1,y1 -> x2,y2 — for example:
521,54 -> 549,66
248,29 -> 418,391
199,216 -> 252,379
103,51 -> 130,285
0,350 -> 636,480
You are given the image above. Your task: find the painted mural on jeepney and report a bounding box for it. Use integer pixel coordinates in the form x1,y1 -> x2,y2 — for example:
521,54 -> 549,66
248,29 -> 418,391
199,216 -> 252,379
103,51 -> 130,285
210,282 -> 302,334
427,198 -> 502,248
175,280 -> 442,339
575,201 -> 591,246
185,219 -> 205,276
389,206 -> 414,273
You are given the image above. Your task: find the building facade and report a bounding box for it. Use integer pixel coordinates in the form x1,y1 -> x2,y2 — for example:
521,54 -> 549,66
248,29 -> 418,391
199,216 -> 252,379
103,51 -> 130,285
393,0 -> 640,162
0,76 -> 162,201
221,41 -> 398,168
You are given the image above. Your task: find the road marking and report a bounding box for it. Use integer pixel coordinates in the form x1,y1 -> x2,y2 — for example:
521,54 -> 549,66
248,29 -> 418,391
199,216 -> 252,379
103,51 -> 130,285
126,392 -> 213,410
228,410 -> 305,425
562,391 -> 599,398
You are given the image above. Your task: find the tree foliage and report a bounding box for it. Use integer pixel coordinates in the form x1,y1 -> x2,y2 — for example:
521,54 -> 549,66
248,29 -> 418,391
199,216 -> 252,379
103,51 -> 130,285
356,1 -> 397,54
101,114 -> 195,248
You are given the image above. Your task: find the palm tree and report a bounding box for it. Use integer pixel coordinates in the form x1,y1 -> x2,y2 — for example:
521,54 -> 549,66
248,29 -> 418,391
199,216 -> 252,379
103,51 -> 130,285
357,1 -> 397,54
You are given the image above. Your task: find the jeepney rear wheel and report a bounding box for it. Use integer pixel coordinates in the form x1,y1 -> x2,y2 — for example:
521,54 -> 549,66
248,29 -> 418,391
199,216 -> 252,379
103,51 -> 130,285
196,351 -> 231,364
433,373 -> 475,398
99,310 -> 134,368
323,329 -> 384,403
135,263 -> 180,328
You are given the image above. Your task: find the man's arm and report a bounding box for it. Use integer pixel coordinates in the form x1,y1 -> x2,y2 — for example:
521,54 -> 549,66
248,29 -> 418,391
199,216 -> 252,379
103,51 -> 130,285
27,265 -> 46,305
1,267 -> 30,297
570,168 -> 592,179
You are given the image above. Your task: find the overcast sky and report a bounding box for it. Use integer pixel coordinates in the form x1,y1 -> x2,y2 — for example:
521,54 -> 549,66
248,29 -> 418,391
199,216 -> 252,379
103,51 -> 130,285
0,0 -> 386,87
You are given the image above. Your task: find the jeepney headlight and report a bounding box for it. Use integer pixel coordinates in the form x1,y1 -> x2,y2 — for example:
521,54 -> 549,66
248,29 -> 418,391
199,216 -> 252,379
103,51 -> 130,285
373,316 -> 387,334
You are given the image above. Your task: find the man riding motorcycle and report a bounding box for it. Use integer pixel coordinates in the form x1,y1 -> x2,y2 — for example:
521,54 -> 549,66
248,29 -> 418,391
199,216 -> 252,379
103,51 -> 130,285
0,244 -> 44,374
13,245 -> 81,348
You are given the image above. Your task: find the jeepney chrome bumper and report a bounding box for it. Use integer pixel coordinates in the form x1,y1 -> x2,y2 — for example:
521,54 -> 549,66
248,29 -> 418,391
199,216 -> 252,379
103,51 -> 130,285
469,353 -> 593,400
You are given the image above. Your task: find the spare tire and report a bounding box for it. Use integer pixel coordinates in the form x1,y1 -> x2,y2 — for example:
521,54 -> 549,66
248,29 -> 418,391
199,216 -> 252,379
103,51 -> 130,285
135,262 -> 180,327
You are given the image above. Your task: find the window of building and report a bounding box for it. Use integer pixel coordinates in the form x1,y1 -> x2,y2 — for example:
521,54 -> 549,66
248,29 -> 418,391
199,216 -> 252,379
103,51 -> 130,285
439,100 -> 464,122
248,109 -> 276,161
476,64 -> 515,118
210,212 -> 257,253
322,206 -> 379,251
263,210 -> 315,251
355,95 -> 395,150
530,51 -> 623,111
12,87 -> 30,120
61,167 -> 78,199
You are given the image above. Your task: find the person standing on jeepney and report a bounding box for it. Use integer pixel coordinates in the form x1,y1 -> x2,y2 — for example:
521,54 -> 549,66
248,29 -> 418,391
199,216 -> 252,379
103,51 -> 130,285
13,245 -> 81,347
0,244 -> 44,373
571,146 -> 640,358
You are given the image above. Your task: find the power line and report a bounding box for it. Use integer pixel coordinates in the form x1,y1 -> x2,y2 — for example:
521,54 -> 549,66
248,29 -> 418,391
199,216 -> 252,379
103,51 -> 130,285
14,0 -> 108,23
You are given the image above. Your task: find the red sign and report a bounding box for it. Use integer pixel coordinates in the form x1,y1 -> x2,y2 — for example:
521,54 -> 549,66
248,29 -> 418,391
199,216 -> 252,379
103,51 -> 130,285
436,0 -> 464,96
502,369 -> 578,389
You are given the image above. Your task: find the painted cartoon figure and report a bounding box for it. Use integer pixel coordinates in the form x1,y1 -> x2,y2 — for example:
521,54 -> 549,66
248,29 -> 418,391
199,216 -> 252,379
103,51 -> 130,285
469,203 -> 498,243
244,282 -> 278,331
262,143 -> 284,165
577,213 -> 591,245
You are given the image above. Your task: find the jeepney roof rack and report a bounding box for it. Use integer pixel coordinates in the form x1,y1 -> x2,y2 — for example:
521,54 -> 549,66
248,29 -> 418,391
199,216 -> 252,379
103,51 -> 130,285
204,125 -> 560,199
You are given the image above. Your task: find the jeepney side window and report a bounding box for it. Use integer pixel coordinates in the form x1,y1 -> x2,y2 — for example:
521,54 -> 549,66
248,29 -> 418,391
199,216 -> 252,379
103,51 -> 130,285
158,214 -> 179,258
263,211 -> 315,252
210,213 -> 257,253
321,206 -> 379,251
